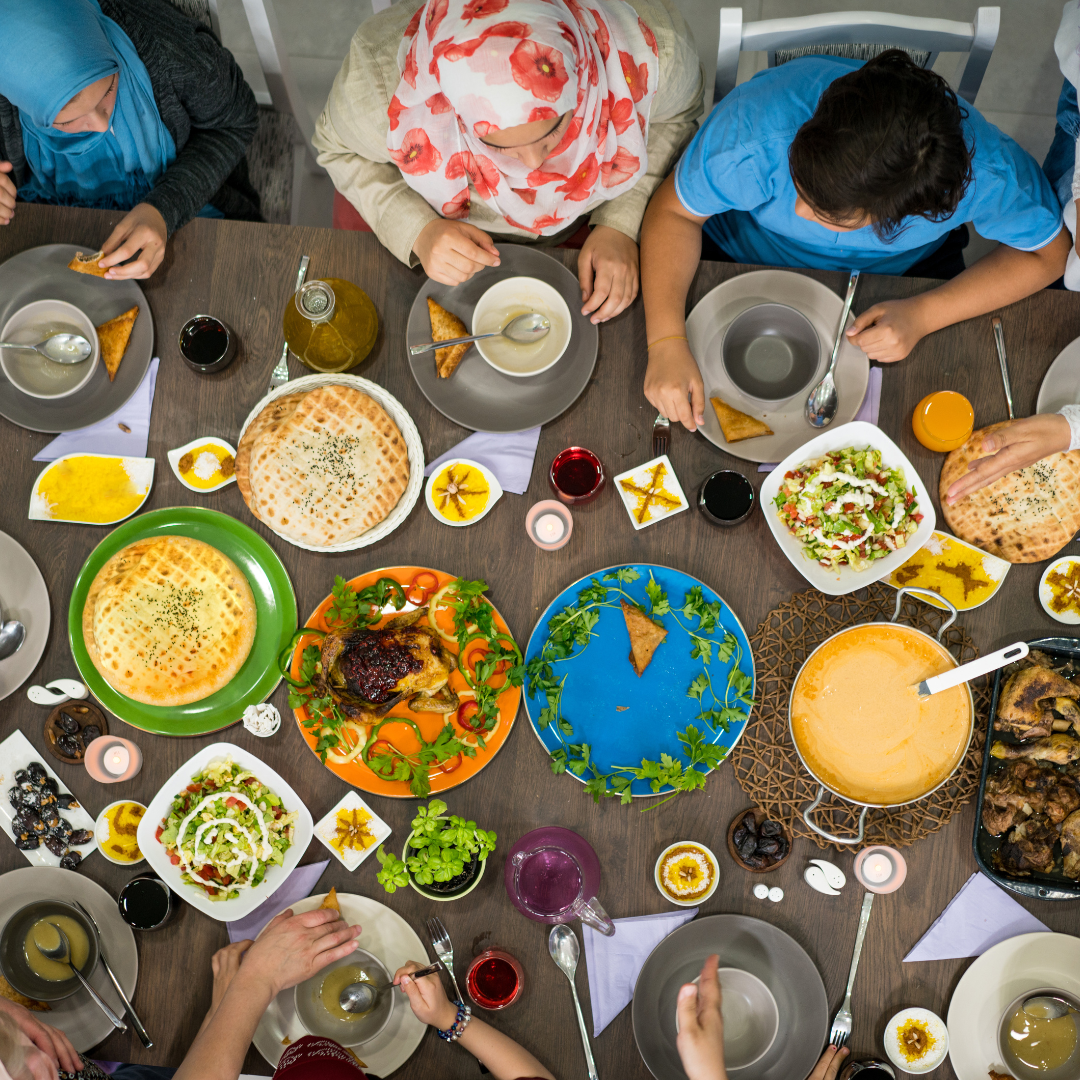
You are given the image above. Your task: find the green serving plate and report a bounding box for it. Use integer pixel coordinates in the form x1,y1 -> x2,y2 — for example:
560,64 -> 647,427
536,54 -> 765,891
68,507 -> 297,736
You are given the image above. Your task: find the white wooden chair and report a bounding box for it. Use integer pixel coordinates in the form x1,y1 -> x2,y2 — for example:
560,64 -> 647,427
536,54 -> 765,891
714,7 -> 1000,109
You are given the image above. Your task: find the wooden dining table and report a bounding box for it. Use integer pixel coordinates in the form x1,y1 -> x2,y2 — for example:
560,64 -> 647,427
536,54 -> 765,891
1,203 -> 1079,1079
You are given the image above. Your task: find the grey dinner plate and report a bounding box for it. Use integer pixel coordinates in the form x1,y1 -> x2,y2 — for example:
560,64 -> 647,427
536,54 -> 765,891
631,914 -> 828,1080
406,244 -> 598,432
0,243 -> 153,432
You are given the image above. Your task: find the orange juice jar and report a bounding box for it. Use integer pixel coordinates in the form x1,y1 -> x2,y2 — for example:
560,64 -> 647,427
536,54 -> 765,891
911,391 -> 974,452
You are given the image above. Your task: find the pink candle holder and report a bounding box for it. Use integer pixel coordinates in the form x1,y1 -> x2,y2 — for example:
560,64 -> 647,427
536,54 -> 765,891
526,501 -> 573,550
549,447 -> 605,505
85,736 -> 143,784
853,845 -> 907,894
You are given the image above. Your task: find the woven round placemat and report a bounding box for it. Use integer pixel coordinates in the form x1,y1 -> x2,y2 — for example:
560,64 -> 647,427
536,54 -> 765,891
730,582 -> 990,850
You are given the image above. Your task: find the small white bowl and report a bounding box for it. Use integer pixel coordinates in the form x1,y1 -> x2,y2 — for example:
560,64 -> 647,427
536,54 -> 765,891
167,437 -> 237,494
313,790 -> 391,872
28,453 -> 154,524
1040,556 -> 1080,624
884,1007 -> 949,1074
0,299 -> 99,399
471,276 -> 571,377
654,841 -> 720,907
94,800 -> 147,867
675,968 -> 779,1071
425,458 -> 503,527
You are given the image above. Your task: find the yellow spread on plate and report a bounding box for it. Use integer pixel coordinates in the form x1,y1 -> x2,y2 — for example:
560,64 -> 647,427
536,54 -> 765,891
36,456 -> 148,523
23,915 -> 89,981
790,624 -> 971,804
103,802 -> 144,862
887,532 -> 1008,610
659,844 -> 714,900
177,443 -> 235,490
431,463 -> 489,522
330,807 -> 375,855
1045,559 -> 1080,618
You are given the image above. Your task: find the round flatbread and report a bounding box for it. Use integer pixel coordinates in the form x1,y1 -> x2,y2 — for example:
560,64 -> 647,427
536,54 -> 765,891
940,423 -> 1080,563
235,391 -> 309,512
82,535 -> 257,707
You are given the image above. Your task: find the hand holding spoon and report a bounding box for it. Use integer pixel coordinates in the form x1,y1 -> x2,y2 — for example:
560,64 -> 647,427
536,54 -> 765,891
410,312 -> 550,355
0,333 -> 92,364
340,961 -> 443,1014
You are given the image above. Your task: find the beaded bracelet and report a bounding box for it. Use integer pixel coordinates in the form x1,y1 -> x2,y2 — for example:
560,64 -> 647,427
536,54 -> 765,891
436,1002 -> 473,1042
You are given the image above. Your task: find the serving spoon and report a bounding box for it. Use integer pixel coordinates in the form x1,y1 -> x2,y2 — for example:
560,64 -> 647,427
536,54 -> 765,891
0,333 -> 92,364
549,925 -> 599,1080
409,312 -> 550,355
805,269 -> 860,429
338,961 -> 442,1014
37,924 -> 127,1032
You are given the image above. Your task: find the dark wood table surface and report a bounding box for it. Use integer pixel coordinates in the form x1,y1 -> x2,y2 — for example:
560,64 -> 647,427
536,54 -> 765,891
1,204 -> 1079,1079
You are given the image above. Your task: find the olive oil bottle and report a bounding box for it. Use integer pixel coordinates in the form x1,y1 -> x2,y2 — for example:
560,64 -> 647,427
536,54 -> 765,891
282,278 -> 378,373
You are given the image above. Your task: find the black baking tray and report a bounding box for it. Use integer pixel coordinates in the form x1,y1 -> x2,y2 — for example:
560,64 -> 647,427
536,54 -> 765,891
974,636 -> 1080,901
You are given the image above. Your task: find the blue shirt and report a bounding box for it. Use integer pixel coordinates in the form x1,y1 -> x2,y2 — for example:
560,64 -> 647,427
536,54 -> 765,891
674,57 -> 1062,274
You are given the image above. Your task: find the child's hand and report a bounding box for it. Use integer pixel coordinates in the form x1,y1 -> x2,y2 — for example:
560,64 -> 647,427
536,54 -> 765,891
675,954 -> 726,1080
394,960 -> 457,1030
807,1044 -> 849,1080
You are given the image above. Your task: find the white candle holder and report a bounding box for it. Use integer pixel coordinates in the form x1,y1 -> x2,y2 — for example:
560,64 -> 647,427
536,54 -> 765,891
525,500 -> 573,550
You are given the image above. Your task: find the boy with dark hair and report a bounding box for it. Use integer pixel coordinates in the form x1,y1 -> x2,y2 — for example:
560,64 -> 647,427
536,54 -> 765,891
641,51 -> 1068,431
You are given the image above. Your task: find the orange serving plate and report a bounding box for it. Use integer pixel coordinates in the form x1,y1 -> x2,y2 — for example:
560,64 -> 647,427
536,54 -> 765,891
291,567 -> 521,797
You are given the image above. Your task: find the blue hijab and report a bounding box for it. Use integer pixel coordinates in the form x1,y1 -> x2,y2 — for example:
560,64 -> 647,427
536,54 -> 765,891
0,0 -> 176,209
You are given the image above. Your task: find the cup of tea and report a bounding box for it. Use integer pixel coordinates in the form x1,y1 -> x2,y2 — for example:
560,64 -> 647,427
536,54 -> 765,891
178,315 -> 237,374
698,471 -> 755,526
117,872 -> 174,931
466,949 -> 524,1010
549,447 -> 605,505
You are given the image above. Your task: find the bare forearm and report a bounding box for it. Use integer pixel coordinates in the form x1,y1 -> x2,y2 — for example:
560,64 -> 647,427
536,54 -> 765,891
641,177 -> 705,341
455,1016 -> 556,1080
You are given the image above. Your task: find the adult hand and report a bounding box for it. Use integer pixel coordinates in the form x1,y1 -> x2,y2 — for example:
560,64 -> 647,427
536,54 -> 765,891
99,203 -> 167,280
945,414 -> 1071,505
0,998 -> 81,1075
414,219 -> 500,285
846,298 -> 931,363
675,954 -> 726,1080
644,337 -> 705,431
806,1045 -> 849,1080
236,907 -> 361,998
578,224 -> 639,323
0,161 -> 16,225
394,960 -> 457,1031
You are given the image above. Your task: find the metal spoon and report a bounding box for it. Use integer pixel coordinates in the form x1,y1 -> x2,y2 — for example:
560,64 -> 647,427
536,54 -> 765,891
0,620 -> 25,661
549,925 -> 599,1080
1023,994 -> 1075,1020
409,312 -> 550,355
0,333 -> 92,364
339,961 -> 442,1014
805,269 -> 860,429
36,925 -> 127,1032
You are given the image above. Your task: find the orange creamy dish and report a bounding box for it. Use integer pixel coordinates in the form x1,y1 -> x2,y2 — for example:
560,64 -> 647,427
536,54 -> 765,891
790,624 -> 971,804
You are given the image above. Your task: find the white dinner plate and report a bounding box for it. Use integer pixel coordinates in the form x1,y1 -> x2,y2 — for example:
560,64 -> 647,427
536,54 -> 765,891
0,530 -> 49,702
1036,334 -> 1080,414
136,742 -> 313,921
947,931 -> 1080,1080
0,866 -> 137,1052
687,269 -> 870,463
252,891 -> 428,1074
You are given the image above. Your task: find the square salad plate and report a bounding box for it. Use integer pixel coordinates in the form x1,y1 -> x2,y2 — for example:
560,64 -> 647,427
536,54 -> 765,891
613,455 -> 689,530
759,421 -> 935,596
137,742 -> 313,921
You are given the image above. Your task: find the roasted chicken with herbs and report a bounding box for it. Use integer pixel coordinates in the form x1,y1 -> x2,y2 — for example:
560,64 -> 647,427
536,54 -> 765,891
991,733 -> 1080,765
318,608 -> 459,721
993,812 -> 1059,876
981,760 -> 1080,834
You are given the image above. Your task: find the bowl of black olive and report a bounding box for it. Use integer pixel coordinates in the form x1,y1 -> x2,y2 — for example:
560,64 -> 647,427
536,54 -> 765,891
44,701 -> 108,765
726,807 -> 792,873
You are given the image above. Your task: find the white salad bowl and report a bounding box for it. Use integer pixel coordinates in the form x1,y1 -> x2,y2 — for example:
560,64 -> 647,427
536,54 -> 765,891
136,742 -> 314,922
759,421 -> 936,597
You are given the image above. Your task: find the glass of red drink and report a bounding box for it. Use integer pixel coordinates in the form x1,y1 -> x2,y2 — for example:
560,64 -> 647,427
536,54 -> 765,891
549,447 -> 605,505
466,949 -> 524,1010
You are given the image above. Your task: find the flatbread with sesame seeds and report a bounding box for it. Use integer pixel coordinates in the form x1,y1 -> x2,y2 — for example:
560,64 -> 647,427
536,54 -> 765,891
940,423 -> 1080,563
235,391 -> 308,512
82,535 -> 256,706
245,384 -> 409,547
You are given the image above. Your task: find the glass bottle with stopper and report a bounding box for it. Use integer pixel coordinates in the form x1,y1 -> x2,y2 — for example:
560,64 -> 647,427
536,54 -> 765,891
282,278 -> 378,374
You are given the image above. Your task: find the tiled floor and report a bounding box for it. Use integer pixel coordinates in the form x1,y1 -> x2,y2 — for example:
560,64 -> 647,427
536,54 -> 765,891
219,0 -> 1072,256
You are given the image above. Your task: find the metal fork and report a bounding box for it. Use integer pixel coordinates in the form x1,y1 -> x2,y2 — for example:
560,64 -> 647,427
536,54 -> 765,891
426,916 -> 465,1005
828,891 -> 874,1050
651,412 -> 670,457
269,254 -> 310,392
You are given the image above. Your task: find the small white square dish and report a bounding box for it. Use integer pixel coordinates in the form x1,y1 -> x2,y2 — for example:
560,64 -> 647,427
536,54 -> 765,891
613,455 -> 689,530
313,791 -> 391,872
759,421 -> 936,597
136,741 -> 313,921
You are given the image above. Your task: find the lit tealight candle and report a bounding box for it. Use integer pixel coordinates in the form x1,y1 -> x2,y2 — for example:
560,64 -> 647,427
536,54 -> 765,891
84,736 -> 143,784
534,513 -> 565,543
104,745 -> 130,777
863,854 -> 892,884
854,844 -> 908,894
525,500 -> 573,551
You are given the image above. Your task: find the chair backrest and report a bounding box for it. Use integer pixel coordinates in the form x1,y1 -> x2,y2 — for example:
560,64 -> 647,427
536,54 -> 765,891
715,7 -> 1000,109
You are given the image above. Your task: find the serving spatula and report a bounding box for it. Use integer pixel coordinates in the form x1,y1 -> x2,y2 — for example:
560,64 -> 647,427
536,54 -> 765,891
913,641 -> 1028,698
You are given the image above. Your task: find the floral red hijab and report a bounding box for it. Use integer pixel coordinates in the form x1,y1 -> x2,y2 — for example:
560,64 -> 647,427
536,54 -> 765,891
387,0 -> 659,235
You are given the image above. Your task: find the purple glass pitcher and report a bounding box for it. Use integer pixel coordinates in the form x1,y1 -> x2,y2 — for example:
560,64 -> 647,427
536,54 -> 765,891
504,826 -> 615,936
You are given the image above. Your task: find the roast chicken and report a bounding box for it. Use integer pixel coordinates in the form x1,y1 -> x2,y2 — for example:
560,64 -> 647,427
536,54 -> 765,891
995,662 -> 1080,739
1063,810 -> 1080,880
982,760 -> 1080,835
993,812 -> 1059,876
991,733 -> 1080,765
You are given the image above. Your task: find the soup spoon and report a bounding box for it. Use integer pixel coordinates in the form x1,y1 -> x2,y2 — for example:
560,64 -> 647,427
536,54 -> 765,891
0,619 -> 25,661
409,312 -> 550,355
37,924 -> 127,1031
805,269 -> 860,429
0,332 -> 92,364
1022,994 -> 1075,1020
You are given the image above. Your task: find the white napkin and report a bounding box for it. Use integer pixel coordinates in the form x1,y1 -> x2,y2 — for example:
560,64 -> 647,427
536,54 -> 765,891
424,426 -> 542,495
33,357 -> 160,462
226,860 -> 329,943
903,872 -> 1050,961
757,365 -> 882,473
582,909 -> 698,1036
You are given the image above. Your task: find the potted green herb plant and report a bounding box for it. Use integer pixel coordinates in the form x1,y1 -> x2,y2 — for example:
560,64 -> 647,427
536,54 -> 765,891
375,799 -> 496,902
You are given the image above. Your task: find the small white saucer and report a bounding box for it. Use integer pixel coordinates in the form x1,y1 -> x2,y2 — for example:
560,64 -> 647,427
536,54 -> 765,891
167,436 -> 237,493
94,800 -> 147,867
425,458 -> 503,527
1039,556 -> 1080,624
313,791 -> 391,872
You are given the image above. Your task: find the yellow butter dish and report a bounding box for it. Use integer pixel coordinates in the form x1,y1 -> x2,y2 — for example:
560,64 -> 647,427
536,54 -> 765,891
425,458 -> 502,527
885,530 -> 1010,611
167,436 -> 236,493
29,453 -> 154,524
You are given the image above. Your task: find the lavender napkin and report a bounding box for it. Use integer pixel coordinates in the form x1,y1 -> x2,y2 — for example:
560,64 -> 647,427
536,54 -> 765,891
757,365 -> 882,473
34,357 -> 160,462
582,909 -> 698,1036
226,860 -> 329,943
903,872 -> 1050,961
424,426 -> 542,495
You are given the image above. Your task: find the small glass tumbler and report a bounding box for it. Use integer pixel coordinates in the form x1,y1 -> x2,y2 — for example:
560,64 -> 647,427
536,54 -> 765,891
117,872 -> 174,931
466,949 -> 524,1010
178,315 -> 237,374
549,447 -> 605,505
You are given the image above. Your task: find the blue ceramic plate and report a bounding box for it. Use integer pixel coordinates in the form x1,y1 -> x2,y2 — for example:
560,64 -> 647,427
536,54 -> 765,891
524,564 -> 755,799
